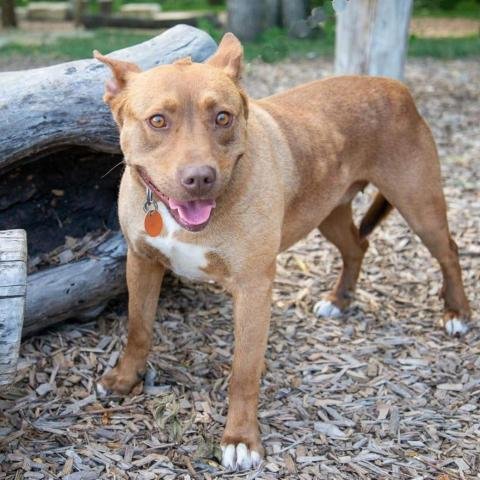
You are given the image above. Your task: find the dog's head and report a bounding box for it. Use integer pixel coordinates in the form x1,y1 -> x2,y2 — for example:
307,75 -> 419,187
95,33 -> 248,231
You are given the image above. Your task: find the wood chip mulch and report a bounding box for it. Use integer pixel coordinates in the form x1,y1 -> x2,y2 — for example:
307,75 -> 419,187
1,57 -> 479,479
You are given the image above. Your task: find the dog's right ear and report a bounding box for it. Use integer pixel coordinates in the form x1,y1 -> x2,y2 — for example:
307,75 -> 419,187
93,50 -> 141,104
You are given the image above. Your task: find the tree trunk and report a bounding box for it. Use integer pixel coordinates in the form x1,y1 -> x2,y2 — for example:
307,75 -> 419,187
98,0 -> 113,16
0,25 -> 217,174
335,0 -> 413,79
0,230 -> 26,387
72,0 -> 85,27
1,0 -> 17,28
265,0 -> 281,28
281,0 -> 307,31
227,0 -> 265,41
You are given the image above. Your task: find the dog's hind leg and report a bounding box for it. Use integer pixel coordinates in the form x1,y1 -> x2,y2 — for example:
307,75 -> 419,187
314,202 -> 369,318
379,186 -> 470,335
372,133 -> 471,335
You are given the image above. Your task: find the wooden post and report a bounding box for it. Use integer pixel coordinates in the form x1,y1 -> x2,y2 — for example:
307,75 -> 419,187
1,0 -> 18,27
281,0 -> 307,31
265,0 -> 281,28
98,0 -> 113,17
335,0 -> 413,79
227,0 -> 265,41
0,230 -> 26,387
72,0 -> 85,28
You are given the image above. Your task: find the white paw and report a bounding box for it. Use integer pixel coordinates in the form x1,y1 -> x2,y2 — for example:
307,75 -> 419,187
221,443 -> 262,471
445,318 -> 469,336
95,382 -> 108,398
313,300 -> 342,318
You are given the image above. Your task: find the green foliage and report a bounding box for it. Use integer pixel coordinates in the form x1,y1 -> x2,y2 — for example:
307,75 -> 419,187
160,0 -> 225,11
16,0 -> 226,13
0,29 -> 153,60
17,0 -> 479,17
311,0 -> 480,16
409,34 -> 480,57
197,17 -> 223,43
246,26 -> 334,62
1,22 -> 479,64
199,19 -> 335,62
92,0 -> 226,15
414,0 -> 480,17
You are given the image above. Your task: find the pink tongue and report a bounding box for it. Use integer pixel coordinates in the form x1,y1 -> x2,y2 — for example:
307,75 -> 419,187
168,198 -> 216,226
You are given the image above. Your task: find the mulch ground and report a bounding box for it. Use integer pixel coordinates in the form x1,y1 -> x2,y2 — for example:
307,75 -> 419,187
0,57 -> 479,479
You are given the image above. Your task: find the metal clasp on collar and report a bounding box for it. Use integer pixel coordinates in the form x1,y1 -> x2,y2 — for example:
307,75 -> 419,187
143,187 -> 158,213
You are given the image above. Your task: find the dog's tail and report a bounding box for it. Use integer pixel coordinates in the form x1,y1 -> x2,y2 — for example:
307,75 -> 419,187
359,193 -> 393,239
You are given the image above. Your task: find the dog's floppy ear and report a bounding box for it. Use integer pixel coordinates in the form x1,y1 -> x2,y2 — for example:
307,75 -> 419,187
206,33 -> 243,82
93,50 -> 141,103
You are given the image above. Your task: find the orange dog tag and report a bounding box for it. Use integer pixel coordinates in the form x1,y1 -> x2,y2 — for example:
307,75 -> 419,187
144,210 -> 163,237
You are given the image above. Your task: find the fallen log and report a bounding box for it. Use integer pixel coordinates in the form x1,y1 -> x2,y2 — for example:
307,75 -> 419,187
0,230 -> 27,387
0,25 -> 217,337
0,24 -> 217,173
23,232 -> 126,336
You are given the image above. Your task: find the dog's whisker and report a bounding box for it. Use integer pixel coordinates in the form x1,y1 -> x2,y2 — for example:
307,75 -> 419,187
101,159 -> 125,179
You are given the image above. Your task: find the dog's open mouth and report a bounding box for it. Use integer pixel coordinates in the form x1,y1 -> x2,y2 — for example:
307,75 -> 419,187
168,198 -> 215,229
138,170 -> 215,232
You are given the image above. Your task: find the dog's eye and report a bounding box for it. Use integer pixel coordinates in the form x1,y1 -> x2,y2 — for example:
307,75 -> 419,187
215,111 -> 231,127
149,114 -> 167,129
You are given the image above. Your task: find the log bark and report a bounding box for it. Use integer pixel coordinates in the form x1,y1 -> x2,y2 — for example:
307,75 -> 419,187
334,0 -> 413,79
23,232 -> 126,337
0,24 -> 217,174
0,230 -> 26,387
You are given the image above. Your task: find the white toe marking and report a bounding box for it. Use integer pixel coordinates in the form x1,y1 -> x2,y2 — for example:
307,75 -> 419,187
445,318 -> 469,336
236,443 -> 251,470
221,444 -> 262,471
314,300 -> 342,318
95,382 -> 108,398
251,450 -> 262,468
221,444 -> 236,470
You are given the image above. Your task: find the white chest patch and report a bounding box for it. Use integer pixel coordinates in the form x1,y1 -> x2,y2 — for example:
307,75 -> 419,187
144,203 -> 210,281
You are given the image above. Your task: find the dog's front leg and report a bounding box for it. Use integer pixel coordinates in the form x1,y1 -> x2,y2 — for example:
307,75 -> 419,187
221,266 -> 275,471
97,249 -> 165,396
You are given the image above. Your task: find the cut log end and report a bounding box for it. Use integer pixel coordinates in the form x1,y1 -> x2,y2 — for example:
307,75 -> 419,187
0,229 -> 27,388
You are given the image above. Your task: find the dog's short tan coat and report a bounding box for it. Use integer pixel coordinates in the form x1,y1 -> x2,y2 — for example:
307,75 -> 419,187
94,34 -> 471,471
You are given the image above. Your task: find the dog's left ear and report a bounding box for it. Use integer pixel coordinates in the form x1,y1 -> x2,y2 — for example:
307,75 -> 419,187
206,33 -> 243,83
93,50 -> 141,103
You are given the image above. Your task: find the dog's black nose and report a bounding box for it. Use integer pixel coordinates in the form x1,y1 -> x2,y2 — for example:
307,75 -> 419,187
179,165 -> 217,195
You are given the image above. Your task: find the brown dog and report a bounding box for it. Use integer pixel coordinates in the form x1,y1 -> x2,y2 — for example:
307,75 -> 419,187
94,33 -> 471,471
